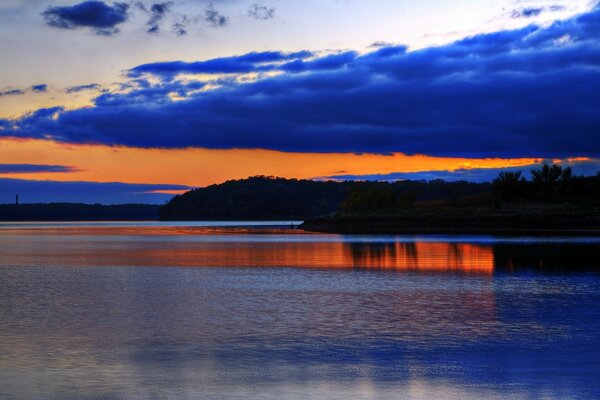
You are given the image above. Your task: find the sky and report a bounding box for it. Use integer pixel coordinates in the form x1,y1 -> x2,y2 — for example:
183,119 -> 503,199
0,0 -> 599,203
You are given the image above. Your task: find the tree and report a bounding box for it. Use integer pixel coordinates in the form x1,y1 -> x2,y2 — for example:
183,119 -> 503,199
531,164 -> 569,199
493,171 -> 527,202
398,190 -> 416,209
341,184 -> 396,213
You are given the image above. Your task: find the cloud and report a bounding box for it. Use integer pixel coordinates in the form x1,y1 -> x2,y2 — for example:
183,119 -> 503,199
322,169 -> 520,183
0,89 -> 25,97
0,164 -> 76,174
279,51 -> 358,73
511,7 -> 544,18
31,84 -> 48,93
0,177 -> 190,204
134,1 -> 194,36
145,2 -> 173,34
42,1 -> 130,36
1,85 -> 48,96
128,50 -> 314,77
172,21 -> 186,36
91,81 -> 204,107
65,83 -> 101,93
511,5 -> 566,19
4,7 -> 600,158
248,3 -> 275,20
369,41 -> 396,48
204,2 -> 228,27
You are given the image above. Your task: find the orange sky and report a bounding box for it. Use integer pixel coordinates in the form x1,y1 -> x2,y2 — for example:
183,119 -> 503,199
0,137 -> 541,188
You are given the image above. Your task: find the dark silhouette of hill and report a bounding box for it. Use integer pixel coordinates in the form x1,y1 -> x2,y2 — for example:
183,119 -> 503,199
160,176 -> 350,220
159,176 -> 492,220
0,203 -> 160,221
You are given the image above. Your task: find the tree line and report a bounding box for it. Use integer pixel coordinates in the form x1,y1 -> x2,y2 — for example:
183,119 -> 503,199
493,164 -> 600,203
0,203 -> 160,221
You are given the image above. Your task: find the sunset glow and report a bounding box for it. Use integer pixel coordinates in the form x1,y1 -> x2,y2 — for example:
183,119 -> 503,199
0,137 -> 542,187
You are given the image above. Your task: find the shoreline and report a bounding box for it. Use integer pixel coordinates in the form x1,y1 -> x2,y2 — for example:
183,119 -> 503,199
300,207 -> 600,236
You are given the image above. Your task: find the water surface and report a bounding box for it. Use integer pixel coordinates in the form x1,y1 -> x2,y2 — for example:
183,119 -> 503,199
0,222 -> 599,399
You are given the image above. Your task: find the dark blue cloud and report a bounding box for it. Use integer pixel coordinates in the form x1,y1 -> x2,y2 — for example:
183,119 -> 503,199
1,85 -> 47,96
364,45 -> 408,58
91,80 -> 206,107
43,1 -> 130,36
0,89 -> 25,97
279,51 -> 358,72
65,83 -> 101,93
0,164 -> 76,174
4,7 -> 600,158
512,7 -> 544,18
145,2 -> 173,34
511,5 -> 566,19
0,178 -> 190,204
134,1 -> 194,36
128,50 -> 314,77
325,169 -> 523,183
31,84 -> 48,93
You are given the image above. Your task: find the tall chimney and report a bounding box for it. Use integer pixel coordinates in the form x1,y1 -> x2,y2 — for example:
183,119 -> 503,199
16,194 -> 19,206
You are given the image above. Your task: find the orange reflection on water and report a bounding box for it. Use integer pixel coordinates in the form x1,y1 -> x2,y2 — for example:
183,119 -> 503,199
346,242 -> 494,274
1,226 -> 494,273
0,226 -> 314,236
129,241 -> 492,273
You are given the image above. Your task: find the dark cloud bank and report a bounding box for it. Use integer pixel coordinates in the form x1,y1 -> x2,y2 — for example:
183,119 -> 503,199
8,6 -> 600,158
0,164 -> 75,174
0,164 -> 189,204
325,159 -> 600,183
0,178 -> 189,204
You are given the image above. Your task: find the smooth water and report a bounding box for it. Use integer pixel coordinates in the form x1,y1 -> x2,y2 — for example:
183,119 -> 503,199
0,222 -> 599,399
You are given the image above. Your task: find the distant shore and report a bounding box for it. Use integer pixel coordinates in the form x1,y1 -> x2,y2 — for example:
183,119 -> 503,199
300,204 -> 600,235
0,203 -> 160,221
